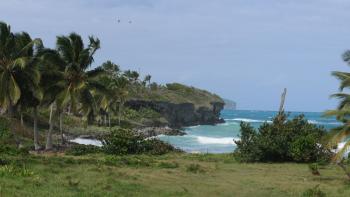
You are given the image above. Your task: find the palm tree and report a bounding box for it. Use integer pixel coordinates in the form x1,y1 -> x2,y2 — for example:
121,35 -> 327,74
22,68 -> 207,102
0,22 -> 42,117
115,77 -> 129,125
123,70 -> 139,83
101,60 -> 120,78
0,22 -> 43,148
325,50 -> 350,179
97,68 -> 129,127
144,74 -> 151,86
16,38 -> 46,151
53,33 -> 104,144
39,49 -> 66,150
97,61 -> 121,126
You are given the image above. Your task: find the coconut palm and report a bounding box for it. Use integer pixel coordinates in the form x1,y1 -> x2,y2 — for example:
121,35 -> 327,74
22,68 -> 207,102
0,22 -> 42,117
47,33 -> 104,144
38,49 -> 66,150
123,70 -> 139,83
144,74 -> 152,86
16,41 -> 47,151
325,50 -> 350,179
101,61 -> 120,78
95,61 -> 120,126
324,93 -> 350,158
115,77 -> 129,125
97,72 -> 129,127
0,22 -> 43,149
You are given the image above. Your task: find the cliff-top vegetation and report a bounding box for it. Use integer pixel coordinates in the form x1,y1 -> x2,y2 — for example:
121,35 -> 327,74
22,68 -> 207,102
129,82 -> 224,108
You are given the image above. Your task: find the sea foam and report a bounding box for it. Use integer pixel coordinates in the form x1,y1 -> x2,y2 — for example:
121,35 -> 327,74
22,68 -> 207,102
70,138 -> 103,147
226,118 -> 272,123
196,136 -> 238,145
307,120 -> 341,125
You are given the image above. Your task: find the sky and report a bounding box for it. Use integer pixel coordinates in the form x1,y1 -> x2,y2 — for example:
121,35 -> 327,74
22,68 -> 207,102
1,0 -> 350,112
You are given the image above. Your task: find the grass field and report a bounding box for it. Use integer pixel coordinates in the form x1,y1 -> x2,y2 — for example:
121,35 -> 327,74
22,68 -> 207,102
1,153 -> 350,197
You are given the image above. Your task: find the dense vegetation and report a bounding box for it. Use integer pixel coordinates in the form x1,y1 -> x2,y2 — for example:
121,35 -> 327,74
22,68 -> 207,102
234,113 -> 332,163
102,128 -> 178,155
0,21 -> 223,151
130,83 -> 223,108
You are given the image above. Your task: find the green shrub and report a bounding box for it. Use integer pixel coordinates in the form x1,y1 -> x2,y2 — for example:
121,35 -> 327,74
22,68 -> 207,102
158,161 -> 179,169
102,128 -> 177,155
143,138 -> 179,155
102,128 -> 145,155
234,113 -> 332,163
0,145 -> 29,156
66,144 -> 101,156
0,117 -> 12,145
302,185 -> 326,197
308,163 -> 320,176
186,163 -> 205,173
233,123 -> 261,162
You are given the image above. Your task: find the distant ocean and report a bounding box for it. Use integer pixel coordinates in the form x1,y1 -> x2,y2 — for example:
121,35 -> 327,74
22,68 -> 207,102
158,110 -> 342,153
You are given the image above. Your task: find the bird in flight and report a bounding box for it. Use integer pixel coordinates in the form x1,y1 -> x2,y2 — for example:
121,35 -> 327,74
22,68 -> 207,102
117,19 -> 133,24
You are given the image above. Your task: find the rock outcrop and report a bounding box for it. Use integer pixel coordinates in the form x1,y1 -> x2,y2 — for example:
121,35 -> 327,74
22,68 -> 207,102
135,127 -> 186,138
125,100 -> 225,128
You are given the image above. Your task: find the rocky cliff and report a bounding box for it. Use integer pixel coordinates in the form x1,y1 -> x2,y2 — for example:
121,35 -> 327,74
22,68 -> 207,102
125,100 -> 225,128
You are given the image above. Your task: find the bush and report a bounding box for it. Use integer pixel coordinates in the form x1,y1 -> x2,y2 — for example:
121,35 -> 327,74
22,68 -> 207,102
0,117 -> 12,145
186,163 -> 205,173
0,145 -> 29,156
66,144 -> 101,156
102,128 -> 177,155
308,163 -> 320,176
234,113 -> 332,163
143,138 -> 179,155
102,128 -> 145,155
158,161 -> 179,169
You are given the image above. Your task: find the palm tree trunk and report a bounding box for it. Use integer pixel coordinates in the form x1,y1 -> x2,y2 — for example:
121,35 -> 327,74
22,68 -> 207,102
59,112 -> 65,145
18,105 -> 24,127
108,114 -> 111,128
118,104 -> 122,126
104,114 -> 107,126
46,104 -> 54,150
20,113 -> 24,127
33,106 -> 40,151
7,103 -> 14,117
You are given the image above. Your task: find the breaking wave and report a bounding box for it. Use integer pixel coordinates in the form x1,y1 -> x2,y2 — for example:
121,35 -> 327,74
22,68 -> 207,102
307,120 -> 341,125
226,118 -> 272,123
196,136 -> 239,145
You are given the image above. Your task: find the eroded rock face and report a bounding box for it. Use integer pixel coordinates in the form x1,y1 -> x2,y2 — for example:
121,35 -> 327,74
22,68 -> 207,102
125,100 -> 225,128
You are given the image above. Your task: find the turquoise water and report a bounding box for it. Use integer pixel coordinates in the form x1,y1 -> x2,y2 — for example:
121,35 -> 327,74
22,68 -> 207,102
158,110 -> 341,153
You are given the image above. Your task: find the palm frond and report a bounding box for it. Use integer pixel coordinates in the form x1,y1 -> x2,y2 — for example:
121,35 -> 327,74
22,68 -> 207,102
86,67 -> 105,78
334,140 -> 350,162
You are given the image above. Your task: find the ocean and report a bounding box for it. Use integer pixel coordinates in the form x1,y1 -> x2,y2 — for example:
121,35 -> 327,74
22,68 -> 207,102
157,110 -> 342,153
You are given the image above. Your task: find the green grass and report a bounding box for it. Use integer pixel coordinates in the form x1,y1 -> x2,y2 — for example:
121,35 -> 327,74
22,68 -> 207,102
1,153 -> 350,197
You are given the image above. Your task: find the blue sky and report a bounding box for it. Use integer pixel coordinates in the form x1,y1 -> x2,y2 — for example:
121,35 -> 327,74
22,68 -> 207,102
1,0 -> 350,112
